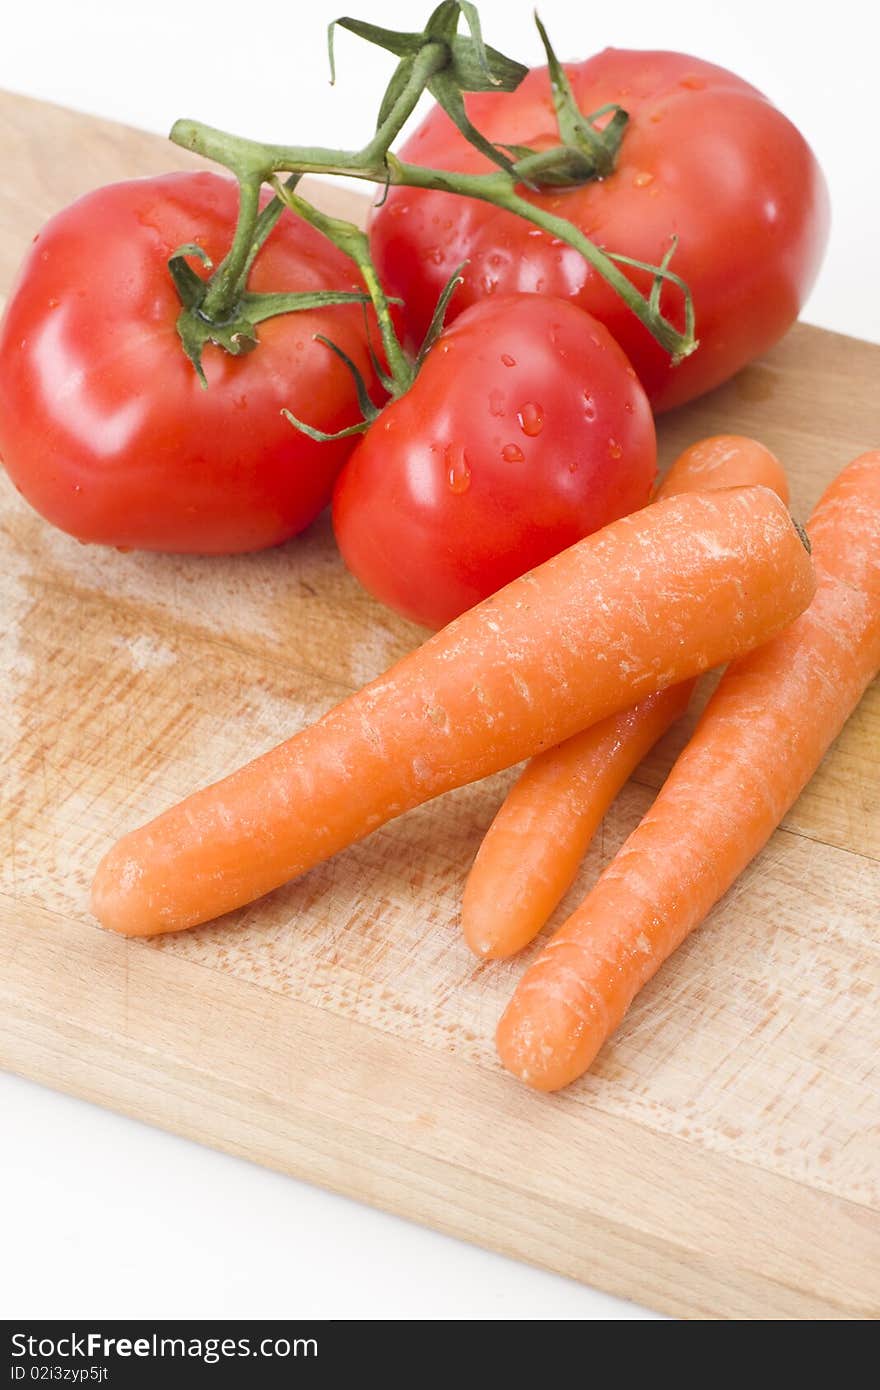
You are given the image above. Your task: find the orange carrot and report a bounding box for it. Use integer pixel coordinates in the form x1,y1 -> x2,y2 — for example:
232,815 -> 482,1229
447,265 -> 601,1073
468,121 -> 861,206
463,436 -> 789,960
658,434 -> 789,503
91,485 -> 814,937
463,684 -> 695,960
497,452 -> 880,1092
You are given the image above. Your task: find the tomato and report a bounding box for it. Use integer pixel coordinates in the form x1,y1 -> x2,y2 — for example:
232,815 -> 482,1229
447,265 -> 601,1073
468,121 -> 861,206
0,171 -> 380,552
370,49 -> 829,412
332,294 -> 655,629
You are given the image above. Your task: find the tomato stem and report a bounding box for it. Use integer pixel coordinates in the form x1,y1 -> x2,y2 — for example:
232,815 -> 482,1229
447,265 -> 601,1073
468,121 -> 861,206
167,4 -> 699,388
225,38 -> 450,324
358,41 -> 450,165
200,175 -> 262,320
270,180 -> 415,396
533,13 -> 628,180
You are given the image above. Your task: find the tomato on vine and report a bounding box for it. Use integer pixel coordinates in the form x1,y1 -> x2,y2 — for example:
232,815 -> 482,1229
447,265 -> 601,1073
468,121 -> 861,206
333,294 -> 656,628
0,0 -> 824,634
0,172 -> 379,552
369,41 -> 829,411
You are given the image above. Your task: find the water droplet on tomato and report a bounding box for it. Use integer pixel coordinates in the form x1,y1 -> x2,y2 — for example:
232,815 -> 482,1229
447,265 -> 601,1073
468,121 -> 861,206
501,353 -> 517,367
425,246 -> 443,265
47,297 -> 59,309
481,275 -> 497,294
489,253 -> 504,268
502,443 -> 524,463
488,388 -> 505,417
624,400 -> 634,414
608,438 -> 623,459
679,74 -> 706,90
517,403 -> 544,437
550,325 -> 568,357
582,392 -> 597,421
568,459 -> 579,473
633,171 -> 654,188
445,444 -> 472,493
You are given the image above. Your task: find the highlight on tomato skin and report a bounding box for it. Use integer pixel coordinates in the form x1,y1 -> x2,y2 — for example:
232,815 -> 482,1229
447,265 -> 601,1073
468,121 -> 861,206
369,47 -> 830,413
331,293 -> 657,630
0,171 -> 381,554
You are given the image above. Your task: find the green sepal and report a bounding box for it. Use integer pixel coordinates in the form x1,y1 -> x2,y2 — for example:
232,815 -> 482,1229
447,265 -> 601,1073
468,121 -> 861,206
596,105 -> 629,159
513,144 -> 598,188
314,333 -> 381,422
361,304 -> 398,394
605,238 -> 698,364
376,56 -> 417,129
446,30 -> 528,92
281,410 -> 371,443
414,260 -> 467,368
174,307 -> 258,389
534,12 -> 628,178
366,339 -> 396,394
173,280 -> 374,388
332,3 -> 528,96
330,16 -> 425,64
167,243 -> 213,312
497,142 -> 537,160
427,1 -> 528,91
242,288 -> 372,326
428,71 -> 518,172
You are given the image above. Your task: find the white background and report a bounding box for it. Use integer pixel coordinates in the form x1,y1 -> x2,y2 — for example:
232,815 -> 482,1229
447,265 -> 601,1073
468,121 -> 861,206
2,0 -> 877,1322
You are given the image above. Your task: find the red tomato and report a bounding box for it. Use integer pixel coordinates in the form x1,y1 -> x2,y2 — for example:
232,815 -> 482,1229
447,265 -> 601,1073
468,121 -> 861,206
0,172 -> 379,552
332,294 -> 655,629
370,50 -> 829,412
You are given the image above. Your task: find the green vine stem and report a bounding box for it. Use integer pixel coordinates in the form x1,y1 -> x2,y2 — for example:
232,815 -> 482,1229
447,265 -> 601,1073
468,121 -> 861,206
167,3 -> 698,393
173,120 -> 696,363
198,38 -> 449,328
271,180 -> 415,394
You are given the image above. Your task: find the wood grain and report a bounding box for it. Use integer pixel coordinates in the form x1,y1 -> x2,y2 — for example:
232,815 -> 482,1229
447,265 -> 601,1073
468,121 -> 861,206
1,90 -> 879,1321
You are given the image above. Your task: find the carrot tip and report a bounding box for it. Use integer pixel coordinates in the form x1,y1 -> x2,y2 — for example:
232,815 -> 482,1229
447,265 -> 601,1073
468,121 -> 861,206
465,924 -> 510,960
496,987 -> 599,1092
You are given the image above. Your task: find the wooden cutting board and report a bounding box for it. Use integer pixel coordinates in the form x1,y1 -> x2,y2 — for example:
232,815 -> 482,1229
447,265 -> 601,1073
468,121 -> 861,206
1,90 -> 878,1322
